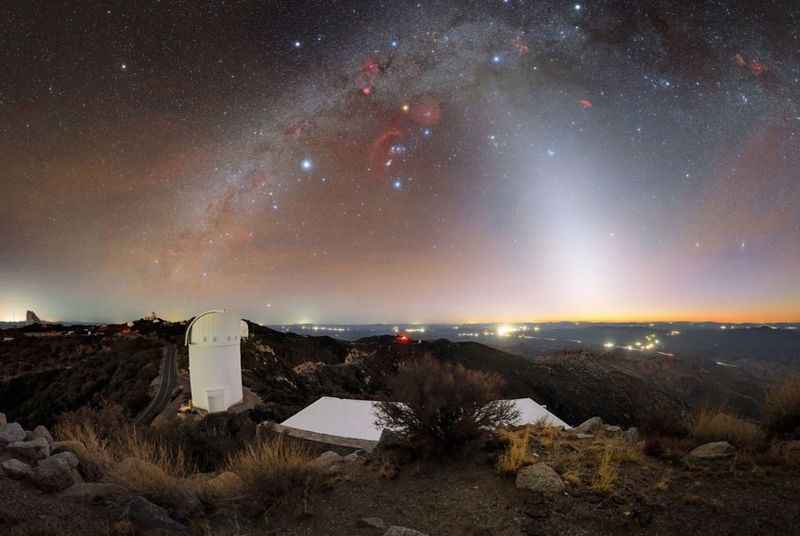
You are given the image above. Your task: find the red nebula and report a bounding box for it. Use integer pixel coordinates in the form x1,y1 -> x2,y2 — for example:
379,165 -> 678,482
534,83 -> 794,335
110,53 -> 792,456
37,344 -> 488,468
409,97 -> 441,126
369,127 -> 405,168
749,61 -> 766,77
578,99 -> 593,109
512,35 -> 529,56
356,55 -> 382,96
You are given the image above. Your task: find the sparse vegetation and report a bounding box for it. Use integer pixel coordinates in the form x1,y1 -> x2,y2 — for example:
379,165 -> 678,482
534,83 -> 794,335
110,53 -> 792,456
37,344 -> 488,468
375,356 -> 519,455
496,426 -> 533,474
763,376 -> 800,438
591,445 -> 619,493
225,435 -> 322,508
691,408 -> 764,449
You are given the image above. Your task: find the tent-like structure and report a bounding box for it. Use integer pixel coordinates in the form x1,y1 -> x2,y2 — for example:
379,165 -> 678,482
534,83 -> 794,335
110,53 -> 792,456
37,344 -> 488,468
276,396 -> 570,450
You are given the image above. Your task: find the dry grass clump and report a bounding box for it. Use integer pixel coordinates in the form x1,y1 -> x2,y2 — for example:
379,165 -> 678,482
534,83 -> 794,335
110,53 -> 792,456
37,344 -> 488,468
496,426 -> 534,474
691,409 -> 764,449
591,446 -> 619,493
225,435 -> 321,505
764,376 -> 800,438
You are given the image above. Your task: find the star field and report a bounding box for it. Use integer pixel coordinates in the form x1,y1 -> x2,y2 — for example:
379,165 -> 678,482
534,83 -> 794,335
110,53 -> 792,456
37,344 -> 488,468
1,0 -> 798,323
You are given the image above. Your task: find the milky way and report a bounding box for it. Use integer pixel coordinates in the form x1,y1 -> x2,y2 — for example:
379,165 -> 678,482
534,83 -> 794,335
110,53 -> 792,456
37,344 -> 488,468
1,1 -> 799,323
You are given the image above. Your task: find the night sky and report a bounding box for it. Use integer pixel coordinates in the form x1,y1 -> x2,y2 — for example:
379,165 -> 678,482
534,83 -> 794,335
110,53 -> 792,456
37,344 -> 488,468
1,1 -> 799,324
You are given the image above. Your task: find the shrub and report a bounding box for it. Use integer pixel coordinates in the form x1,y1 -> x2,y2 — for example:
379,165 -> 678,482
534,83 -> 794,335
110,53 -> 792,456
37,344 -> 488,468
763,376 -> 800,438
225,435 -> 320,506
375,356 -> 519,455
496,427 -> 533,474
691,408 -> 763,449
638,405 -> 689,438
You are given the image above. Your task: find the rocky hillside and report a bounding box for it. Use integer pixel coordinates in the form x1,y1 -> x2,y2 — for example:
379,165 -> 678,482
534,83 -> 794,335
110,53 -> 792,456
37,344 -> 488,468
240,326 -> 686,428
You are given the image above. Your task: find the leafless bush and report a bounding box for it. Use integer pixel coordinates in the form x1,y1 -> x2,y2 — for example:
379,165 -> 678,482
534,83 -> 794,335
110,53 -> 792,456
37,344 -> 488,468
375,356 -> 519,455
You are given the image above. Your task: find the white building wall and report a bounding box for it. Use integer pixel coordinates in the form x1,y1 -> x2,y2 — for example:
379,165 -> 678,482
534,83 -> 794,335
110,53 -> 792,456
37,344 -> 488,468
185,310 -> 247,413
188,345 -> 244,411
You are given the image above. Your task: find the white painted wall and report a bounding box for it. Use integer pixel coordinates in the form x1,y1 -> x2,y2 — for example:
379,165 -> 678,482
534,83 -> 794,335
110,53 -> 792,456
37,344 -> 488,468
185,311 -> 247,413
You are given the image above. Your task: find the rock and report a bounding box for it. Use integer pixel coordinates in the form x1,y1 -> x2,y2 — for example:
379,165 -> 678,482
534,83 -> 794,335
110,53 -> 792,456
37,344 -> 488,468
7,437 -> 51,461
32,455 -> 78,492
384,527 -> 428,536
623,427 -> 640,443
0,412 -> 6,427
31,425 -> 55,447
61,482 -> 127,502
575,433 -> 594,440
1,458 -> 33,480
574,416 -> 604,434
52,440 -> 89,458
604,425 -> 623,434
120,496 -> 190,535
0,422 -> 26,445
78,458 -> 104,482
313,450 -> 344,468
359,517 -> 387,529
515,463 -> 565,494
344,449 -> 367,463
688,441 -> 735,461
50,451 -> 80,469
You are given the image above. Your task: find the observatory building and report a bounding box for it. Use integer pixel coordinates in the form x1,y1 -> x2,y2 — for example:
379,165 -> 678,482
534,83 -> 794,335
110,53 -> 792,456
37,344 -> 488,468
184,310 -> 248,413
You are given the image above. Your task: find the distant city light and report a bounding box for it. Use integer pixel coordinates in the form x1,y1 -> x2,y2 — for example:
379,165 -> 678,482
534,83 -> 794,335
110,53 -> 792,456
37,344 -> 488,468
603,341 -> 614,348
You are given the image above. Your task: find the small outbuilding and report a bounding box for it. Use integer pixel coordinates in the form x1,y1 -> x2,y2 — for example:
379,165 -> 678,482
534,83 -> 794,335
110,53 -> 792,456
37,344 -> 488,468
276,396 -> 571,451
184,310 -> 248,413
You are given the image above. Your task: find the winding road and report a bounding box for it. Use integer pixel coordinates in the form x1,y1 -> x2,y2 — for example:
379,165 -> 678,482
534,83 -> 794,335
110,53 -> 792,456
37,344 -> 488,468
134,344 -> 177,425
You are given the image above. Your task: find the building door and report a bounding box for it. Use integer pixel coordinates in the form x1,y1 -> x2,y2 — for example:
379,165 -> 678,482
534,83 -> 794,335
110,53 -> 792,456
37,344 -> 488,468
207,389 -> 226,413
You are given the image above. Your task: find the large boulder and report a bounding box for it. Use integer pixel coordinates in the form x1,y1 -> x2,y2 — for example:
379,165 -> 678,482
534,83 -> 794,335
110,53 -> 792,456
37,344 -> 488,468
31,425 -> 55,447
1,458 -> 33,480
120,495 -> 190,535
515,463 -> 565,494
52,440 -> 103,481
32,454 -> 78,492
0,422 -> 26,445
573,417 -> 604,434
688,441 -> 735,461
384,527 -> 428,536
50,451 -> 80,469
7,437 -> 51,461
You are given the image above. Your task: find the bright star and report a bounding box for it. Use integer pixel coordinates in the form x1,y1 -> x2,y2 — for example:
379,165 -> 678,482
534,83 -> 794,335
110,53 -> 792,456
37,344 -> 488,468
293,41 -> 302,48
574,3 -> 582,11
491,55 -> 502,64
392,179 -> 403,190
301,158 -> 313,171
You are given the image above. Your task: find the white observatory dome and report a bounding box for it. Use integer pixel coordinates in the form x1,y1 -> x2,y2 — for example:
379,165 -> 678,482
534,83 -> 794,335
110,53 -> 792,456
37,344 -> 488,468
185,310 -> 249,413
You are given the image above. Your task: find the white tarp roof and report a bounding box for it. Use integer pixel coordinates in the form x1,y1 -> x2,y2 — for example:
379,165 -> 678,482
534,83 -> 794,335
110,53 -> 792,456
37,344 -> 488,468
280,396 -> 571,444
